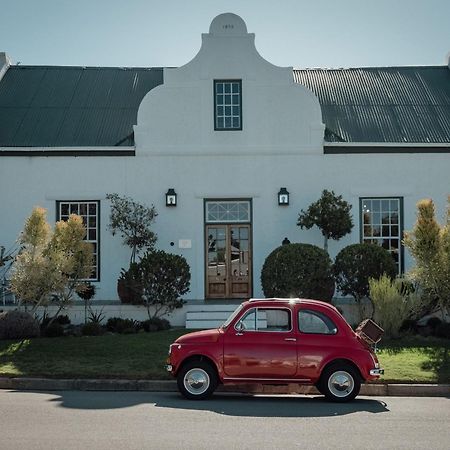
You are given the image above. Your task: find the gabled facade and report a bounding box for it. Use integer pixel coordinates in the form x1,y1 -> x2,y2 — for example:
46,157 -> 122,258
1,14 -> 449,314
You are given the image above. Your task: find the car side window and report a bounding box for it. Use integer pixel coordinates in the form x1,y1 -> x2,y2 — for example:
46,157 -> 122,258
298,309 -> 337,335
236,308 -> 291,332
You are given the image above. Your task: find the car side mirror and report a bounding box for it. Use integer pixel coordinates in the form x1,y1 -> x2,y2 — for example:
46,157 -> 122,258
235,321 -> 245,334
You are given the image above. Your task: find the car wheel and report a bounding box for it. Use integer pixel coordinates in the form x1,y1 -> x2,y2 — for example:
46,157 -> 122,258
319,364 -> 361,402
177,360 -> 218,400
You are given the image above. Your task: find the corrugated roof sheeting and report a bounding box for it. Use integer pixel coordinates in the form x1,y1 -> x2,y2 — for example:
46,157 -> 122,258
0,64 -> 449,146
294,66 -> 450,143
0,66 -> 163,147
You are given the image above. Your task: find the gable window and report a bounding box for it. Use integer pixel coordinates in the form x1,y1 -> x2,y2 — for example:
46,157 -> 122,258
57,201 -> 100,281
214,80 -> 242,130
360,197 -> 403,273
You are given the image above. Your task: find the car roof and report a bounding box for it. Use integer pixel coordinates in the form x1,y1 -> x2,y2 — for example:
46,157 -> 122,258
247,298 -> 337,311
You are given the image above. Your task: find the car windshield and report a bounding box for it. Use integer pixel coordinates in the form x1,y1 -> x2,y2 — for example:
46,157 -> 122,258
220,304 -> 244,329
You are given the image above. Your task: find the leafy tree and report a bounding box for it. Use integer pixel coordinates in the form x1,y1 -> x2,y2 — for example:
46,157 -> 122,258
403,197 -> 450,315
139,250 -> 190,319
261,243 -> 335,301
106,193 -> 157,265
334,243 -> 397,320
11,208 -> 93,316
297,190 -> 353,252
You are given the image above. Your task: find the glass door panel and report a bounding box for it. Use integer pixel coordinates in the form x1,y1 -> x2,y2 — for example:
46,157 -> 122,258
206,224 -> 251,299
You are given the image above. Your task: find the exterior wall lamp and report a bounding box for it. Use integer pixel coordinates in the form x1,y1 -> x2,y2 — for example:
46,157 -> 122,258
278,187 -> 289,205
166,188 -> 177,207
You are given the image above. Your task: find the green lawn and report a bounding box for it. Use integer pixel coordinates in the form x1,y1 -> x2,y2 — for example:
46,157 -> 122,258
0,331 -> 448,383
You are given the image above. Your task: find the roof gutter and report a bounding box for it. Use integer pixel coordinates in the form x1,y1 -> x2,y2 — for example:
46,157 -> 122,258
324,142 -> 450,154
0,146 -> 135,157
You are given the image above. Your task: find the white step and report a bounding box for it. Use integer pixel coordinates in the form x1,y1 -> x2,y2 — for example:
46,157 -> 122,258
185,303 -> 242,329
185,319 -> 225,329
186,311 -> 232,320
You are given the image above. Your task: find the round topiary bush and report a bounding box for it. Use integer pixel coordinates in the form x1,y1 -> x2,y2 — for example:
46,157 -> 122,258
0,310 -> 40,340
261,243 -> 335,301
334,243 -> 397,302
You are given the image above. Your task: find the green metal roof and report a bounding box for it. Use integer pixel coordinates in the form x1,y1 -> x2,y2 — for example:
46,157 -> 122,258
0,66 -> 163,147
294,66 -> 450,143
0,64 -> 449,147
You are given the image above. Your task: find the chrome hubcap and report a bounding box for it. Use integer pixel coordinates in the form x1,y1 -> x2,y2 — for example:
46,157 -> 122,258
328,370 -> 354,398
184,368 -> 210,395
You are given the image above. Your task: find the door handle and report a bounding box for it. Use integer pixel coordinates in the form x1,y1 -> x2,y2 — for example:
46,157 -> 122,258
284,338 -> 297,342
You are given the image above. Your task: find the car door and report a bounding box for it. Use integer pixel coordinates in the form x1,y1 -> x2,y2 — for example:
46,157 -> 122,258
223,306 -> 297,379
296,307 -> 339,381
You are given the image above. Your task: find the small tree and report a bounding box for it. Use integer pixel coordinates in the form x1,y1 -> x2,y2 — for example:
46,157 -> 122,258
11,208 -> 93,316
403,197 -> 450,315
11,208 -> 56,312
334,243 -> 397,320
261,243 -> 335,301
46,215 -> 94,317
139,250 -> 190,319
297,190 -> 353,252
106,193 -> 157,265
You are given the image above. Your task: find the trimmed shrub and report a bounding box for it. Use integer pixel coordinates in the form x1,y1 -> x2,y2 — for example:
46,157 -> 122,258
142,317 -> 171,332
435,322 -> 450,339
427,317 -> 442,332
106,317 -> 138,334
261,243 -> 334,301
334,243 -> 397,314
81,322 -> 104,336
139,250 -> 190,318
0,310 -> 40,340
43,322 -> 65,338
399,319 -> 418,334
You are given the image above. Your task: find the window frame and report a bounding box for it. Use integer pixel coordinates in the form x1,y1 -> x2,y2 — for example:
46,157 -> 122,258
298,309 -> 338,335
234,307 -> 292,333
56,200 -> 100,282
213,79 -> 243,131
359,197 -> 404,274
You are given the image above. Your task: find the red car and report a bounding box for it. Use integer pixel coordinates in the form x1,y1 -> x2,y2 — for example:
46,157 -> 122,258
167,298 -> 384,402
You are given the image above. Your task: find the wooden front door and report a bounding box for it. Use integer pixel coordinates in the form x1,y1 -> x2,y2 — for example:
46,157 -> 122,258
206,224 -> 252,299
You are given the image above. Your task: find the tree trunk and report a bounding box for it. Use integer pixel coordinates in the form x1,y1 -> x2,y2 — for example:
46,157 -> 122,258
323,235 -> 328,253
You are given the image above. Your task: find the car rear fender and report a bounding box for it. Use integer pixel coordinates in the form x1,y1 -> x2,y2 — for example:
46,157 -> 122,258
319,358 -> 364,383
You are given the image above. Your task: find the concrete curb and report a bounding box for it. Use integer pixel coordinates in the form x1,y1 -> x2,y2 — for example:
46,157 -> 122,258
0,377 -> 448,397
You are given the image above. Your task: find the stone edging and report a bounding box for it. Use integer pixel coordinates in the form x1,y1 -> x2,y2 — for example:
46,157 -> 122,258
0,377 -> 448,397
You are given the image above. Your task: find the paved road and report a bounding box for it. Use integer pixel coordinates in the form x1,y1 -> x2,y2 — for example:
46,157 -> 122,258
1,391 -> 449,449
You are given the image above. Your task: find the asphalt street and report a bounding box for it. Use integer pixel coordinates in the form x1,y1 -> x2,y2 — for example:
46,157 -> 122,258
1,390 -> 449,449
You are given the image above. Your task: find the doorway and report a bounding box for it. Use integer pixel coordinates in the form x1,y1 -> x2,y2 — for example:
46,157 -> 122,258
206,224 -> 252,298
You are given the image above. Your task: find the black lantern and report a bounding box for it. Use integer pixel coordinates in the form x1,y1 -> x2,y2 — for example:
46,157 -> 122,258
278,187 -> 289,205
165,188 -> 177,207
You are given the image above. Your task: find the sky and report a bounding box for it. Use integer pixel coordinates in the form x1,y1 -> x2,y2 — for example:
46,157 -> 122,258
1,0 -> 449,69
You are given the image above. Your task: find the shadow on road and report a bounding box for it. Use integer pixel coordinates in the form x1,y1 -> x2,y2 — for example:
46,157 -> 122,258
154,393 -> 389,417
10,390 -> 389,417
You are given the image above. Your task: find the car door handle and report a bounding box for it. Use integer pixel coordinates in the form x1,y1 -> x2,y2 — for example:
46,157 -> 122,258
284,338 -> 297,342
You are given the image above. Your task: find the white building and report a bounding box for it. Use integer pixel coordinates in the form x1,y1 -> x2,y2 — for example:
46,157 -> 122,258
1,13 -> 449,325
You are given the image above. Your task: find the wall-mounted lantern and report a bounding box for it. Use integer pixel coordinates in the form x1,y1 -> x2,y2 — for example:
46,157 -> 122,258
278,187 -> 289,205
165,188 -> 177,207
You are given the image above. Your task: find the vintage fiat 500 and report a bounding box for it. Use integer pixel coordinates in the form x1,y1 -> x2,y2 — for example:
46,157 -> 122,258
167,299 -> 384,402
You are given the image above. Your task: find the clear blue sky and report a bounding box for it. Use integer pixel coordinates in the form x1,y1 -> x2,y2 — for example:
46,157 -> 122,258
1,0 -> 449,68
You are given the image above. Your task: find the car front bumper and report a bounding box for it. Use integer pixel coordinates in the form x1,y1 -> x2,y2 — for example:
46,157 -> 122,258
369,368 -> 384,376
